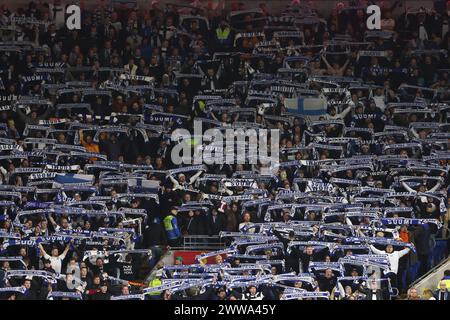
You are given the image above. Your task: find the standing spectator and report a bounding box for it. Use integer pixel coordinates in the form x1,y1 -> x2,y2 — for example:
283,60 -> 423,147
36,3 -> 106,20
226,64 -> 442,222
317,268 -> 337,294
143,218 -> 168,247
369,244 -> 410,289
124,58 -> 138,75
224,203 -> 239,232
359,279 -> 389,300
238,212 -> 254,233
38,242 -> 71,274
207,209 -> 226,236
163,209 -> 181,247
437,270 -> 450,289
434,282 -> 450,300
79,130 -> 100,154
413,224 -> 433,277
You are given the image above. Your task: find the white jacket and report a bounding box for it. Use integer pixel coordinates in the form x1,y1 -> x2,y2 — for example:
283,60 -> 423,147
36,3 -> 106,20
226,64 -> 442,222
242,292 -> 264,300
369,245 -> 410,274
124,64 -> 138,76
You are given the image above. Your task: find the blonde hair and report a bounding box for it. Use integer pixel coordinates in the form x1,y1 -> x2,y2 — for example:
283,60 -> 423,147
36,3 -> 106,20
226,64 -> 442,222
422,288 -> 435,300
199,252 -> 207,266
407,287 -> 420,299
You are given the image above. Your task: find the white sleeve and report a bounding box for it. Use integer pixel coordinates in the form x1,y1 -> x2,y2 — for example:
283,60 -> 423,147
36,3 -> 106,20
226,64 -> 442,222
338,282 -> 345,299
410,128 -> 420,139
397,247 -> 410,258
337,105 -> 352,119
369,245 -> 385,255
169,175 -> 181,190
221,186 -> 234,196
188,170 -> 203,185
401,181 -> 417,193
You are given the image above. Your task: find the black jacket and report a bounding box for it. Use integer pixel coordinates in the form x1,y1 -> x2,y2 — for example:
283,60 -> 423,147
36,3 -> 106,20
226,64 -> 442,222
207,213 -> 226,236
91,292 -> 111,300
272,229 -> 301,273
434,290 -> 450,300
143,223 -> 168,247
100,139 -> 124,161
413,224 -> 432,255
317,275 -> 337,294
359,286 -> 389,300
172,286 -> 216,300
17,286 -> 38,300
182,215 -> 208,236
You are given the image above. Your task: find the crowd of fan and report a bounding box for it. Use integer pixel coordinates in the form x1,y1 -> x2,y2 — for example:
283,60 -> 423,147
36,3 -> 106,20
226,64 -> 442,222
0,0 -> 449,300
407,269 -> 450,300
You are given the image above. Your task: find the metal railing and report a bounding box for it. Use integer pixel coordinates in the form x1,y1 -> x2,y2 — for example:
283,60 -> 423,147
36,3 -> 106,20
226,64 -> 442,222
409,257 -> 450,293
408,231 -> 450,292
172,235 -> 227,250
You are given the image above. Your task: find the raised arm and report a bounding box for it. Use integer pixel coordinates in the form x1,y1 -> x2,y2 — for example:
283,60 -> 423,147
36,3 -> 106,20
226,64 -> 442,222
337,281 -> 346,299
272,228 -> 289,249
442,213 -> 449,240
336,105 -> 353,119
369,245 -> 385,255
339,58 -> 350,73
78,129 -> 86,146
60,242 -> 71,259
216,64 -> 223,80
168,174 -> 181,190
209,110 -> 219,121
397,247 -> 410,258
38,243 -> 50,259
188,170 -> 203,185
410,127 -> 420,139
0,166 -> 7,177
48,213 -> 58,229
401,181 -> 417,193
345,217 -> 353,226
221,185 -> 234,196
321,53 -> 333,70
